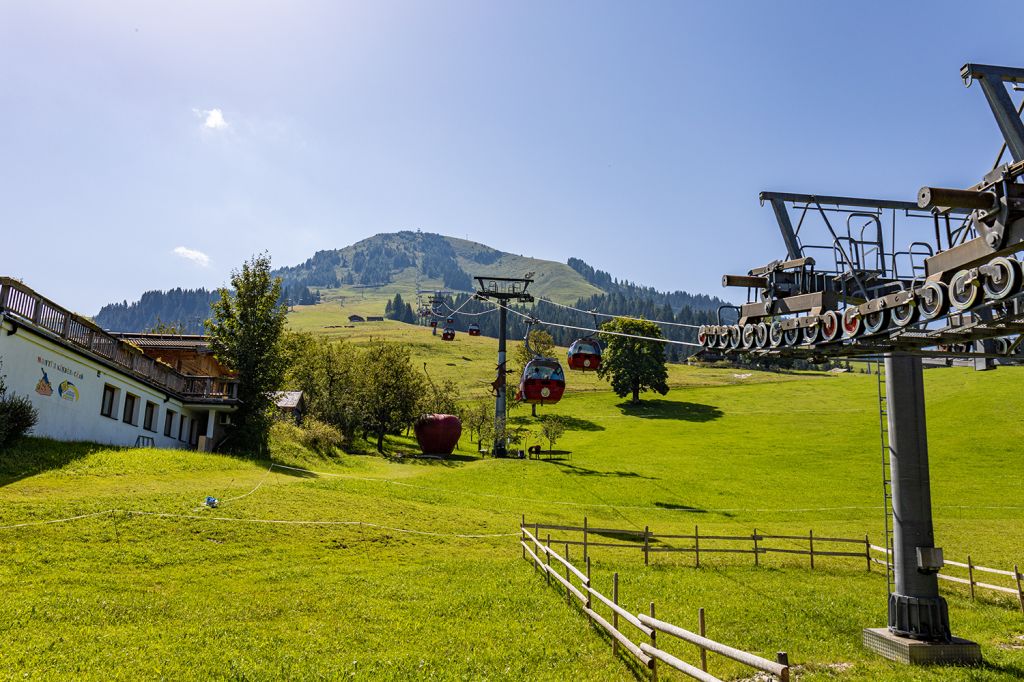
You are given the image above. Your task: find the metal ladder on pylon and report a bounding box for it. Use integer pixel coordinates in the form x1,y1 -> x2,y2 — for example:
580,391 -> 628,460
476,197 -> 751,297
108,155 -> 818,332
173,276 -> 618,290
876,358 -> 896,596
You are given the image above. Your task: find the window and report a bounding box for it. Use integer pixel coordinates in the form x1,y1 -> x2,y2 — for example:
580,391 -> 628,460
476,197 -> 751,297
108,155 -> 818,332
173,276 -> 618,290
164,410 -> 177,438
143,402 -> 158,432
178,415 -> 189,442
122,393 -> 139,425
100,384 -> 119,418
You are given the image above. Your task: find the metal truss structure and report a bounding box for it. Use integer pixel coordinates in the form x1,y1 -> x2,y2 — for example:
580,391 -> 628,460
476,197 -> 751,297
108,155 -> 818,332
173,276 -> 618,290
702,64 -> 1024,367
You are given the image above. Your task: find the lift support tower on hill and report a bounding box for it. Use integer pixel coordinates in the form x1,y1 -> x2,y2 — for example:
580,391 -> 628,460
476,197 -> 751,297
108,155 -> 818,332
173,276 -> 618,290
474,275 -> 533,457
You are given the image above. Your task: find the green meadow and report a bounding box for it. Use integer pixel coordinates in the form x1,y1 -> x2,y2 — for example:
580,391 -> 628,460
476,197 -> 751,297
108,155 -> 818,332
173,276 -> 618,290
2,344 -> 1022,680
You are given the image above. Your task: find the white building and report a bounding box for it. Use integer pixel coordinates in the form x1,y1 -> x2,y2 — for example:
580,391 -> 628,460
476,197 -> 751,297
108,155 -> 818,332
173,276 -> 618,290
0,277 -> 238,449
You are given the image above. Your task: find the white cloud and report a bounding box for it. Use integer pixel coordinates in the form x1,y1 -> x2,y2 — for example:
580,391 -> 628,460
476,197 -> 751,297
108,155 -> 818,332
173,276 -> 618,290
173,246 -> 211,267
193,107 -> 229,130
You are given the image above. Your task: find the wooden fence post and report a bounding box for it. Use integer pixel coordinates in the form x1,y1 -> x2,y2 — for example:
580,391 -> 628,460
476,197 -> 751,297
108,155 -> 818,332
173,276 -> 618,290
546,533 -> 551,585
644,526 -> 650,566
612,573 -> 619,657
967,555 -> 975,600
1015,564 -> 1023,614
753,527 -> 759,567
776,652 -> 790,682
521,514 -> 526,561
809,529 -> 815,570
865,534 -> 871,572
698,607 -> 707,672
586,557 -> 592,609
583,516 -> 589,563
694,525 -> 700,568
649,602 -> 658,681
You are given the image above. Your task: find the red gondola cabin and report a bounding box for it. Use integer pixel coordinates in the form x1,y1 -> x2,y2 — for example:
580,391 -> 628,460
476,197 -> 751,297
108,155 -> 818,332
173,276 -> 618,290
468,323 -> 481,336
567,338 -> 602,371
442,327 -> 456,341
517,358 -> 565,405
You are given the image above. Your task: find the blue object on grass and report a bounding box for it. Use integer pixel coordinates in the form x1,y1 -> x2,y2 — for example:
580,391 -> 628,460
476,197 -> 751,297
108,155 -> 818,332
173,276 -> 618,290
205,496 -> 219,508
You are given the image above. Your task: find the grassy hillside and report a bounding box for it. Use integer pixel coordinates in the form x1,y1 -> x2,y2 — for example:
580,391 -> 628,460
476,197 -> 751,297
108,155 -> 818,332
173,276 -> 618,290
286,309 -> 805,399
2,365 -> 1023,680
291,232 -> 604,305
446,236 -> 604,303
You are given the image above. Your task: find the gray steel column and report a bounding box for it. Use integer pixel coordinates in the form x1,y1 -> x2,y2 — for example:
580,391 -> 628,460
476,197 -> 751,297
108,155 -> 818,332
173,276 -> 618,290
885,353 -> 950,641
494,304 -> 507,456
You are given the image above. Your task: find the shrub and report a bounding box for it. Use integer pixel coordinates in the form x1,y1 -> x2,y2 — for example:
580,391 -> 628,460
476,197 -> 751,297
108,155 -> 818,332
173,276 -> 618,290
297,417 -> 343,453
269,418 -> 343,457
0,369 -> 38,449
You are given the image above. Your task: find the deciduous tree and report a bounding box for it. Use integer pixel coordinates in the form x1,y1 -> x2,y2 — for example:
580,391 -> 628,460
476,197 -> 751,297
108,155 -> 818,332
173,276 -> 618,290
539,415 -> 565,452
356,341 -> 426,452
207,253 -> 288,455
597,318 -> 669,404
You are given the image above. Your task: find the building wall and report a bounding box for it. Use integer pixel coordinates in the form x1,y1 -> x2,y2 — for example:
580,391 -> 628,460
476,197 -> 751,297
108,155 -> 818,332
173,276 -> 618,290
0,319 -> 230,449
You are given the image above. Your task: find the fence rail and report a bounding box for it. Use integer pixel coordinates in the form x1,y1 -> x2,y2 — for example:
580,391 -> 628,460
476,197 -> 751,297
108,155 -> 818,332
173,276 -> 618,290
527,517 -> 1024,613
521,521 -> 790,681
869,545 -> 1023,611
0,277 -> 237,402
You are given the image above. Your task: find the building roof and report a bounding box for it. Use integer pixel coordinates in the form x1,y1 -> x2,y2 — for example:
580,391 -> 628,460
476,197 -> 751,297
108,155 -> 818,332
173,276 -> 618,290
111,333 -> 213,351
274,391 -> 304,409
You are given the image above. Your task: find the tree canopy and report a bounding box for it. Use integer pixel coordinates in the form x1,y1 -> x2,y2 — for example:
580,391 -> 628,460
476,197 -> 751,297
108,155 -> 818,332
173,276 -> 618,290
207,253 -> 289,455
596,318 -> 669,404
356,340 -> 426,452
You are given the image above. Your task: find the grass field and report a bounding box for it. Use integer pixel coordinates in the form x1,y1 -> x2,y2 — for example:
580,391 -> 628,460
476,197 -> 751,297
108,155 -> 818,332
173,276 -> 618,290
1,359 -> 1023,680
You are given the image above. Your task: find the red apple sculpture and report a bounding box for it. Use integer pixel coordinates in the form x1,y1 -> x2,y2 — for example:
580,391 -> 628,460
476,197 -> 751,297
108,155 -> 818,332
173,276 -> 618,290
414,413 -> 462,456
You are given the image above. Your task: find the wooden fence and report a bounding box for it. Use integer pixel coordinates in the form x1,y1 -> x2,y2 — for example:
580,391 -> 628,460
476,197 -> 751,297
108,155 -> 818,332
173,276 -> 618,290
524,517 -> 870,570
869,545 -> 1024,612
521,524 -> 790,682
524,517 -> 1024,612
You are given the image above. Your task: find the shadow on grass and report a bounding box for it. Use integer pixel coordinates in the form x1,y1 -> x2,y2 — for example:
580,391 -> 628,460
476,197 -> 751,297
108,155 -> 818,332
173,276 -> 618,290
545,460 -> 658,480
384,452 -> 479,467
653,501 -> 708,513
557,415 -> 605,431
618,399 -> 723,422
0,437 -> 107,487
510,415 -> 605,431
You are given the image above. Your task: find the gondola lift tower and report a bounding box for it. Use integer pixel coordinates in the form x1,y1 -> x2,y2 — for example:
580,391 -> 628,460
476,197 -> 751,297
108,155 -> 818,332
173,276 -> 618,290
474,275 -> 534,457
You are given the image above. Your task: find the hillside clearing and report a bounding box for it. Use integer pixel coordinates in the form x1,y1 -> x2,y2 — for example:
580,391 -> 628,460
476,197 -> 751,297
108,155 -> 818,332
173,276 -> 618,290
1,367 -> 1022,680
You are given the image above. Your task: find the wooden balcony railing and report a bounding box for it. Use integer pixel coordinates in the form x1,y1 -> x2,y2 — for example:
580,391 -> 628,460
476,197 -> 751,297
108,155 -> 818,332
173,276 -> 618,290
0,277 -> 238,402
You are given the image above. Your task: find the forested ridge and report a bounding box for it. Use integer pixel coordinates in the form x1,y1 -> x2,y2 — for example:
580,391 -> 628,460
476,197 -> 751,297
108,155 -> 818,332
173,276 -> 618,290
94,234 -> 727,340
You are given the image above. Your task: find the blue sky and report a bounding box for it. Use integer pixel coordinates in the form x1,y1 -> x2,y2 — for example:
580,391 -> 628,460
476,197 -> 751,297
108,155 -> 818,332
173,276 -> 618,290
2,1 -> 1022,314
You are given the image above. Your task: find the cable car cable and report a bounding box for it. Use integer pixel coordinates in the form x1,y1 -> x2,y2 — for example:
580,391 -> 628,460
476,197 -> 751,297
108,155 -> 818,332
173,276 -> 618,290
535,296 -> 704,329
493,302 -> 703,348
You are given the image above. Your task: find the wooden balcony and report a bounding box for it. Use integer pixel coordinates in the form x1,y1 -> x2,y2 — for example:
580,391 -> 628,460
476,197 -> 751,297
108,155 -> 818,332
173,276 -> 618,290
0,277 -> 238,403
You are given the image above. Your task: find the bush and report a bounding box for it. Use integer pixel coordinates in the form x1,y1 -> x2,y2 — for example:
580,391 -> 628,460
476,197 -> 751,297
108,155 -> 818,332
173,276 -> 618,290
269,418 -> 343,457
0,369 -> 38,449
296,417 -> 343,453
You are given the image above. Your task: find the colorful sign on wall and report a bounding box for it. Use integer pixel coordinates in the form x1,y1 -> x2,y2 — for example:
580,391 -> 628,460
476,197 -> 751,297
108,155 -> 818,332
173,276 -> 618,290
58,380 -> 79,402
35,368 -> 52,396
